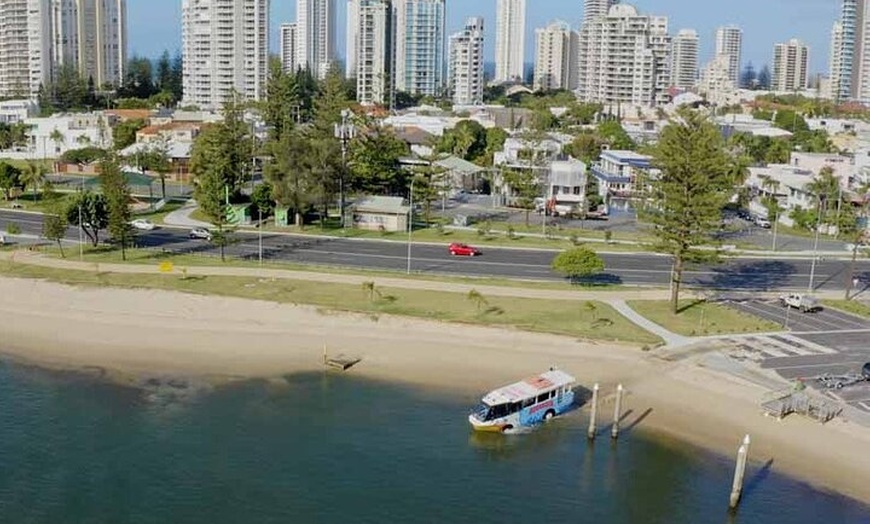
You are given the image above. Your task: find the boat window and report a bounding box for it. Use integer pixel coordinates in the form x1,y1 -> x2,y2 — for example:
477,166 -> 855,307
510,402 -> 520,414
549,390 -> 556,399
522,397 -> 535,408
537,392 -> 549,403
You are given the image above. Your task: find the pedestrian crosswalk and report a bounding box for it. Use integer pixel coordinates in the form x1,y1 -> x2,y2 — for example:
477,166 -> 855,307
721,334 -> 837,361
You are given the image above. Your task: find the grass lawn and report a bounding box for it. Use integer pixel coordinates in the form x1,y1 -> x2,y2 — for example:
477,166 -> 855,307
34,245 -> 638,293
0,259 -> 661,346
822,300 -> 870,319
628,299 -> 782,337
0,193 -> 67,214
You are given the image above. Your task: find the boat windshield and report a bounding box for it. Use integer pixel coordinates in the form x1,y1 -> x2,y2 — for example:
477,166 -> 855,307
473,402 -> 514,421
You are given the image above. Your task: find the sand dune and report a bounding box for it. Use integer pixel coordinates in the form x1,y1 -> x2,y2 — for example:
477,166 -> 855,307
1,276 -> 869,504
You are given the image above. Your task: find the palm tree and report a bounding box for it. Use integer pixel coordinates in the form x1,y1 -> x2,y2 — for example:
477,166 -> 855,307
845,183 -> 870,300
21,161 -> 47,202
49,128 -> 64,154
804,166 -> 840,225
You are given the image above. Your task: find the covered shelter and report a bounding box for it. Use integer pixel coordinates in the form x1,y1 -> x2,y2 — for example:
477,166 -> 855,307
352,196 -> 410,232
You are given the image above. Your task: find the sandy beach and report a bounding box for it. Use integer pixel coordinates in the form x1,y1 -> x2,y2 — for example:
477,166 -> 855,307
2,275 -> 870,504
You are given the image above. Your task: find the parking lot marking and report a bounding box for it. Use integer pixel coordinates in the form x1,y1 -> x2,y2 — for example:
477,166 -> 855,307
775,334 -> 838,355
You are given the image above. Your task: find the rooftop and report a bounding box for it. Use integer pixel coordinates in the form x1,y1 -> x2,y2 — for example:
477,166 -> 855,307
482,369 -> 575,406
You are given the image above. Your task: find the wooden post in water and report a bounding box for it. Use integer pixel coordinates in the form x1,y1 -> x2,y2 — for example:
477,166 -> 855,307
729,435 -> 751,509
611,384 -> 624,439
587,383 -> 599,439
322,344 -> 328,366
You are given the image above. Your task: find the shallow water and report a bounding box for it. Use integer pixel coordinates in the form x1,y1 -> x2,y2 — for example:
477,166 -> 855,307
0,362 -> 867,523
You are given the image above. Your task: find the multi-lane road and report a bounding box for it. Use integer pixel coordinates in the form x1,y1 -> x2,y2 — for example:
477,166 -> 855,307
2,209 -> 869,292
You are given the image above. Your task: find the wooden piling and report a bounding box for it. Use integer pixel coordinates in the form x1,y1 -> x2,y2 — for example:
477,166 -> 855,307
587,383 -> 599,439
611,384 -> 624,439
729,435 -> 751,509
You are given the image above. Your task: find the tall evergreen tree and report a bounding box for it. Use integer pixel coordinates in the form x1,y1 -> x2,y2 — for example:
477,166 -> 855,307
100,155 -> 134,260
648,109 -> 733,313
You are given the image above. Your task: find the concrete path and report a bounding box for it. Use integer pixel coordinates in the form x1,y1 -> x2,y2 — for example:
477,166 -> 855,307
163,200 -> 211,228
609,299 -> 692,348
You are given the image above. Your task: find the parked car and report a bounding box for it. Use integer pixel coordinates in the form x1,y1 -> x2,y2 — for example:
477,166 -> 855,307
130,219 -> 156,231
863,362 -> 870,381
448,242 -> 480,256
755,217 -> 772,228
189,227 -> 212,240
0,233 -> 6,245
779,293 -> 821,313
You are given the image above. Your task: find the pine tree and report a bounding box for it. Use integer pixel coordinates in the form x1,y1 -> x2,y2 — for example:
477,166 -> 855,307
648,109 -> 733,313
100,155 -> 134,260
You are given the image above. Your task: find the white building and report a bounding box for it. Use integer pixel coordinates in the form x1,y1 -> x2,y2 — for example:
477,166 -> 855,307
583,0 -> 617,22
547,158 -> 587,209
576,4 -> 671,107
831,0 -> 858,102
715,25 -> 742,86
181,0 -> 269,110
394,0 -> 445,96
69,0 -> 127,88
533,20 -> 578,92
772,39 -> 809,92
347,0 -> 394,106
280,23 -> 298,73
849,0 -> 870,103
0,99 -> 37,124
448,17 -> 485,106
494,0 -> 525,84
0,0 -> 30,98
670,29 -> 699,90
296,0 -> 335,79
700,54 -> 738,106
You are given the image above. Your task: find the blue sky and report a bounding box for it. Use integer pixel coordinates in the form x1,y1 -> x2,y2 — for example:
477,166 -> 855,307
129,0 -> 838,74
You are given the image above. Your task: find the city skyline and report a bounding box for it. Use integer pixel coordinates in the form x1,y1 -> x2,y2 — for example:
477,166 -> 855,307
128,0 -> 838,74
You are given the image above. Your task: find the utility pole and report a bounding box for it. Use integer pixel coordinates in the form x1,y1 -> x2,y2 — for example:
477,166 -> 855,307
407,177 -> 414,274
807,196 -> 824,293
334,109 -> 356,228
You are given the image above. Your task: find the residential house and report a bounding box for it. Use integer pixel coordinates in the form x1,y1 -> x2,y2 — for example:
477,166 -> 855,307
545,159 -> 586,213
0,99 -> 37,124
590,149 -> 656,198
352,196 -> 410,232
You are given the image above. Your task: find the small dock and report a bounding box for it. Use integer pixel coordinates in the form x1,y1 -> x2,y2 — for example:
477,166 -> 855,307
324,354 -> 361,371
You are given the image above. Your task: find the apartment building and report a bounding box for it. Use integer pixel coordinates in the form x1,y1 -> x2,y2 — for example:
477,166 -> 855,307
715,25 -> 742,85
0,0 -> 31,98
448,16 -> 484,106
181,0 -> 269,110
670,29 -> 699,89
296,0 -> 335,79
533,20 -> 578,92
280,23 -> 298,73
772,39 -> 809,92
576,4 -> 671,107
494,0 -> 525,84
394,0 -> 445,96
347,0 -> 394,106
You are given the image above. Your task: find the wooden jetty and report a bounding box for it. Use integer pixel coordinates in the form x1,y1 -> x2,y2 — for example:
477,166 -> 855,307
322,345 -> 361,371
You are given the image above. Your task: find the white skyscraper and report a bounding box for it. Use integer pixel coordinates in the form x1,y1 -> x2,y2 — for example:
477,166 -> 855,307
448,16 -> 484,105
772,38 -> 809,92
715,25 -> 742,86
0,0 -> 32,98
851,0 -> 870,103
494,0 -> 525,84
181,0 -> 269,110
576,4 -> 671,106
670,28 -> 699,89
280,23 -> 298,73
296,0 -> 335,79
533,20 -> 578,92
394,0 -> 445,96
347,0 -> 394,106
829,21 -> 846,100
68,0 -> 127,88
583,0 -> 617,22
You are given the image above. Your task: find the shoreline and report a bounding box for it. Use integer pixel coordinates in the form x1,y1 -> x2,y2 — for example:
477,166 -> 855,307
2,276 -> 870,505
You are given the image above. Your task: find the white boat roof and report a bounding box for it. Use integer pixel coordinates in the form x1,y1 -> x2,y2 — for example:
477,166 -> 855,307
482,369 -> 575,405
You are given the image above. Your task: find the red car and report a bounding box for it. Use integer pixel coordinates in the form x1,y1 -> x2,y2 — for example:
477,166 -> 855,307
449,242 -> 480,256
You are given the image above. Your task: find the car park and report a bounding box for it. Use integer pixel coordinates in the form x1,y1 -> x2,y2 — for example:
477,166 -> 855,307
448,242 -> 480,256
189,227 -> 212,240
130,219 -> 156,231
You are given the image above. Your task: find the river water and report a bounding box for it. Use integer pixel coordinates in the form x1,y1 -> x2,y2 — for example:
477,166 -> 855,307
0,361 -> 867,523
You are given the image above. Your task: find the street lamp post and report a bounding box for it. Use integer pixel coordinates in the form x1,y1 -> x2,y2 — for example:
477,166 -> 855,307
78,173 -> 84,261
258,207 -> 263,266
407,177 -> 414,274
334,110 -> 356,228
807,197 -> 825,293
